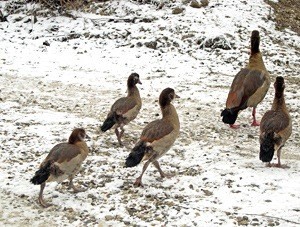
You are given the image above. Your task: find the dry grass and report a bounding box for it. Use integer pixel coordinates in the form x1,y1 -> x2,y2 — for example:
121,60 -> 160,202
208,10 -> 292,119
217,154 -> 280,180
30,0 -> 90,10
266,0 -> 300,35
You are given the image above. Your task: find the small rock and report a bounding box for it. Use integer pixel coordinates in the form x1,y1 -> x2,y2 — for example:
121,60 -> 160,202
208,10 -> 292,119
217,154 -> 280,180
43,41 -> 50,46
199,36 -> 231,50
190,0 -> 201,8
105,215 -> 114,221
237,216 -> 249,226
144,41 -> 157,49
87,194 -> 97,200
248,134 -> 254,139
0,10 -> 8,22
127,207 -> 137,216
202,189 -> 213,196
136,42 -> 143,47
201,0 -> 209,7
172,7 -> 184,15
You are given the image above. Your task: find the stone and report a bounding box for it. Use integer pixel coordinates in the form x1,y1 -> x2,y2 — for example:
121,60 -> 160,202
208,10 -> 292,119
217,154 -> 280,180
144,41 -> 157,49
172,7 -> 184,15
190,0 -> 201,8
201,0 -> 209,7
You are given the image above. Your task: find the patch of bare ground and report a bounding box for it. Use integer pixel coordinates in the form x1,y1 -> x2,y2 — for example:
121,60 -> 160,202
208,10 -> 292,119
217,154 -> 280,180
266,0 -> 300,35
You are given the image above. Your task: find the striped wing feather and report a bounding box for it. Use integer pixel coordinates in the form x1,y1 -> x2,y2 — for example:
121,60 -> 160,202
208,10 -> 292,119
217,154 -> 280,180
140,119 -> 174,143
226,68 -> 266,109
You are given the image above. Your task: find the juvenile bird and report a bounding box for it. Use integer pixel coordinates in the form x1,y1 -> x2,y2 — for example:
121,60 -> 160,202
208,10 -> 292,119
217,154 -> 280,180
259,76 -> 292,167
125,88 -> 180,187
30,128 -> 89,207
101,73 -> 142,146
221,30 -> 270,128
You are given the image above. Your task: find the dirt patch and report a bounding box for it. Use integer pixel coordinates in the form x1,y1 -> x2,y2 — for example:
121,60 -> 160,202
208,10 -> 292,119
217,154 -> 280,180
266,0 -> 300,35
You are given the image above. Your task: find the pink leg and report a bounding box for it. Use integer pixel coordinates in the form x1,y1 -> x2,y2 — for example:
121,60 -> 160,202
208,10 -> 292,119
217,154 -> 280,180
230,124 -> 240,129
115,128 -> 123,146
251,107 -> 260,126
274,147 -> 283,168
134,159 -> 151,187
268,147 -> 288,168
38,182 -> 51,208
152,161 -> 174,178
276,148 -> 282,167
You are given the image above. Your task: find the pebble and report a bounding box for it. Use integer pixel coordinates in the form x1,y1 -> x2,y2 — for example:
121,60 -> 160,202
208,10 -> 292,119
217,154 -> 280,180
172,7 -> 184,15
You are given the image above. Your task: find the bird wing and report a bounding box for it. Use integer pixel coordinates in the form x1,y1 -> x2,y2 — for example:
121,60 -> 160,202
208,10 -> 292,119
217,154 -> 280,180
140,119 -> 174,143
226,68 -> 266,109
111,97 -> 137,116
260,110 -> 290,134
43,143 -> 81,164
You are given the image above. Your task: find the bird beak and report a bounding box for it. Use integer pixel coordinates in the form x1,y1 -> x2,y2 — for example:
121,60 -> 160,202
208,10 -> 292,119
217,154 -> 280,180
85,134 -> 91,140
138,79 -> 142,85
175,94 -> 180,98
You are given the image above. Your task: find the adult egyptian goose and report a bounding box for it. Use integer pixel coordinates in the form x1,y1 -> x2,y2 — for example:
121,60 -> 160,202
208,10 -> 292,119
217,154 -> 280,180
221,30 -> 270,128
30,128 -> 89,207
125,88 -> 180,187
101,73 -> 142,146
259,76 -> 292,167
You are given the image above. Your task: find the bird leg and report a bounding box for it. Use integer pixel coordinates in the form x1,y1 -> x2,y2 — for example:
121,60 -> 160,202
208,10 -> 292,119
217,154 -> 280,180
251,107 -> 260,126
134,159 -> 152,187
69,177 -> 87,193
273,146 -> 289,168
230,124 -> 240,129
266,147 -> 288,168
276,146 -> 282,167
38,182 -> 51,208
119,125 -> 125,143
266,162 -> 272,167
152,160 -> 174,178
115,128 -> 123,146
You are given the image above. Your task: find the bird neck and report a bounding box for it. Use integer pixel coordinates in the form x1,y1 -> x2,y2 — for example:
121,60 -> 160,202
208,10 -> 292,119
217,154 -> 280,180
248,52 -> 267,71
75,141 -> 89,157
272,92 -> 287,111
127,85 -> 140,97
161,104 -> 180,128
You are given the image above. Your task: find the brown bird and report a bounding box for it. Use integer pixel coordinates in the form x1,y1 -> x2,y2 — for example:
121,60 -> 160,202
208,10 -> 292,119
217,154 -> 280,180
259,76 -> 292,168
101,73 -> 142,146
221,30 -> 271,128
30,128 -> 89,207
125,88 -> 180,187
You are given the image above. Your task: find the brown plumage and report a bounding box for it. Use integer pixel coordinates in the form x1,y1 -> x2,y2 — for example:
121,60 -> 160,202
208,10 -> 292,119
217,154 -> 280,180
101,73 -> 142,146
221,30 -> 270,128
259,76 -> 292,167
125,88 -> 180,187
30,128 -> 89,207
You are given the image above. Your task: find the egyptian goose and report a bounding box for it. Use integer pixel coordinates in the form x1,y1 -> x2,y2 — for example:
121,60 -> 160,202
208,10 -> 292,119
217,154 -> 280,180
125,88 -> 180,187
221,30 -> 270,128
101,73 -> 142,146
30,128 -> 89,207
259,76 -> 292,167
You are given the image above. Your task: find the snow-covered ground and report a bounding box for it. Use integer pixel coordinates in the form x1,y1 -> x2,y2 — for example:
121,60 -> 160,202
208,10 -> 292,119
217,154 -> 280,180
0,0 -> 299,226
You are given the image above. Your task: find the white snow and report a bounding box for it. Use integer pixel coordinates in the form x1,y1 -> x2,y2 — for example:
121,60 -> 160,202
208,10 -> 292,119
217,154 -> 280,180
0,0 -> 299,226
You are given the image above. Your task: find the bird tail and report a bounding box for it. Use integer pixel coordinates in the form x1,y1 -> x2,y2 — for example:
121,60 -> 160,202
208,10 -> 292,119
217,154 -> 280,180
125,141 -> 148,167
101,113 -> 117,132
259,132 -> 275,163
221,108 -> 239,125
30,161 -> 51,185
